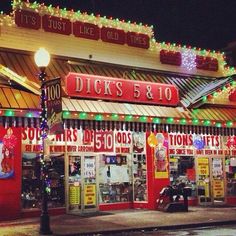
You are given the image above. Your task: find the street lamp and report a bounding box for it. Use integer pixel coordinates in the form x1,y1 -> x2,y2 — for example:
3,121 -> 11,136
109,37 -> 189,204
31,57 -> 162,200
34,48 -> 52,235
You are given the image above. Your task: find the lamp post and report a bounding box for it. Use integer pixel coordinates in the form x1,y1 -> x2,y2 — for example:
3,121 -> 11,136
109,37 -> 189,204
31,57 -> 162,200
34,48 -> 52,235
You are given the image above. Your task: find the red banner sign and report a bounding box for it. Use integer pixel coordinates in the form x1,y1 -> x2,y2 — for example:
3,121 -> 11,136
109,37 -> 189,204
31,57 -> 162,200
14,10 -> 150,49
101,27 -> 126,45
160,50 -> 182,66
196,55 -> 218,71
127,32 -> 150,49
94,130 -> 114,152
15,10 -> 41,30
42,15 -> 72,35
65,73 -> 179,106
73,21 -> 100,40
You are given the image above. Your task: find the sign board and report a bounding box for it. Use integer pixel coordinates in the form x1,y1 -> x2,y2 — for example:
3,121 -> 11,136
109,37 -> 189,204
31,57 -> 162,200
213,179 -> 224,198
45,78 -> 63,135
84,158 -> 96,178
114,130 -> 132,154
196,157 -> 209,176
15,9 -> 150,49
94,130 -> 114,152
84,184 -> 96,206
69,185 -> 80,205
65,73 -> 179,106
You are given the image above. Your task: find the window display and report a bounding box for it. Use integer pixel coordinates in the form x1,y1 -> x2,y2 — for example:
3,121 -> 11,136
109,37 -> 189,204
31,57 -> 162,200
225,156 -> 236,196
22,153 -> 65,209
133,154 -> 147,201
99,155 -> 132,203
68,156 -> 81,210
169,156 -> 196,197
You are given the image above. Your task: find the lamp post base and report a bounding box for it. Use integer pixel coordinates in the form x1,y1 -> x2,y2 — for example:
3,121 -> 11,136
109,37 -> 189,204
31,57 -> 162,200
40,214 -> 53,235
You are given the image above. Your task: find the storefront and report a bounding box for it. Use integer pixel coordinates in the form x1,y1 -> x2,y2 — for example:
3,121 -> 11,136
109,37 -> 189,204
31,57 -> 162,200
1,1 -> 236,220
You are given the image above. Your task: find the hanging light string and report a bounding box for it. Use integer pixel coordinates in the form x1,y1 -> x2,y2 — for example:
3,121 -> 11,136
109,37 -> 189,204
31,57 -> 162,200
39,70 -> 51,195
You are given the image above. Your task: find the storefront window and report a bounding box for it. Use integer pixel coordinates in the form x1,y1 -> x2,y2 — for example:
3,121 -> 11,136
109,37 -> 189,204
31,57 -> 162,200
99,155 -> 132,203
225,156 -> 236,196
170,156 -> 196,197
22,153 -> 65,209
133,154 -> 147,201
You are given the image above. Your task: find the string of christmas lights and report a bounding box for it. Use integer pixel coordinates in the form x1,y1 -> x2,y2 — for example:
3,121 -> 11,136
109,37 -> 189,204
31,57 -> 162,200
38,70 -> 51,194
0,1 -> 233,75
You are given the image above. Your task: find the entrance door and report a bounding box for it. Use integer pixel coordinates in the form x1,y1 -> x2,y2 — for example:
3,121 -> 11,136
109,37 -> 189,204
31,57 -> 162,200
67,155 -> 98,214
196,156 -> 226,205
211,157 -> 226,204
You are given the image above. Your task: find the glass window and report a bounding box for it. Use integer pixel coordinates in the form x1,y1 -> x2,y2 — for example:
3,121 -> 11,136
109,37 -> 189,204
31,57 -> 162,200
170,156 -> 196,197
225,156 -> 236,196
133,154 -> 147,201
99,155 -> 132,203
22,153 -> 65,209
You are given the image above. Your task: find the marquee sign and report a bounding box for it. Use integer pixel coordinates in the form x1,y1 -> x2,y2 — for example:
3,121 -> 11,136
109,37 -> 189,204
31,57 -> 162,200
65,73 -> 179,106
14,10 -> 150,49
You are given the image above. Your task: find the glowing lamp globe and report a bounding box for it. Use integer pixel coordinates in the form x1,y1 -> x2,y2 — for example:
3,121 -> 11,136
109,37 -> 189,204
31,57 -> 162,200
34,48 -> 50,69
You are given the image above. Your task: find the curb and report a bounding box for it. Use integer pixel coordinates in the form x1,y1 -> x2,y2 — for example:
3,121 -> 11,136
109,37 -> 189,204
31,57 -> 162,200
52,220 -> 236,236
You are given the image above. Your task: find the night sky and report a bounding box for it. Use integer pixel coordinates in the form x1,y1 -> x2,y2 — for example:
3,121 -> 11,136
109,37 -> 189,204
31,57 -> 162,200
2,0 -> 236,50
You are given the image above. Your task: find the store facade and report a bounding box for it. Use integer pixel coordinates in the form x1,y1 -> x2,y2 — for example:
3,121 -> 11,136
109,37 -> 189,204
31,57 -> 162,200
1,1 -> 236,220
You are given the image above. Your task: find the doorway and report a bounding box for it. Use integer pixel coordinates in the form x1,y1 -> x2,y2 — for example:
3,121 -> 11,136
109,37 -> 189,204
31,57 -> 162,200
196,156 -> 226,205
66,154 -> 98,214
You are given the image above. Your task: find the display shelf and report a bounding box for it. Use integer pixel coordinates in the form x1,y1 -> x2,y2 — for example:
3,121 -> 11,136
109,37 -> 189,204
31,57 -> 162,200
99,183 -> 131,203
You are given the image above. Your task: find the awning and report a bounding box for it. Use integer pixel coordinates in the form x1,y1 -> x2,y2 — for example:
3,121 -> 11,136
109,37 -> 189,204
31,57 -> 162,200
0,48 -> 236,126
62,98 -> 236,123
0,48 -> 222,107
62,98 -> 191,119
0,86 -> 39,110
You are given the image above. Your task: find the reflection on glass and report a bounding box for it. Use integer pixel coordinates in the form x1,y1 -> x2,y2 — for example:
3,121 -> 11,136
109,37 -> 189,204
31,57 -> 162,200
21,153 -> 65,209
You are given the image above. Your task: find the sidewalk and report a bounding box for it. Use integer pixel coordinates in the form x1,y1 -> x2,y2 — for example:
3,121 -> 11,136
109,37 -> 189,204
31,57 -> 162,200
1,206 -> 236,236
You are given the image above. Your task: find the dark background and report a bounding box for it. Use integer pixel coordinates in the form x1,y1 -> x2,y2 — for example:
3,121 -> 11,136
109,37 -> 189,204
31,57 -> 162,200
2,0 -> 236,50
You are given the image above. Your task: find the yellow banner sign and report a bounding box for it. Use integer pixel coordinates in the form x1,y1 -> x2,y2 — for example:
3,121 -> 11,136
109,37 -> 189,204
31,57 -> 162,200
213,179 -> 224,198
69,185 -> 80,205
197,158 -> 209,176
84,184 -> 96,206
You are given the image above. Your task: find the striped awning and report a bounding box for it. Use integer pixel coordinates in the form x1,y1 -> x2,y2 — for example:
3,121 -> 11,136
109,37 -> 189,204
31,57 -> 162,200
62,98 -> 236,122
0,48 -> 224,108
0,86 -> 39,109
62,98 -> 191,119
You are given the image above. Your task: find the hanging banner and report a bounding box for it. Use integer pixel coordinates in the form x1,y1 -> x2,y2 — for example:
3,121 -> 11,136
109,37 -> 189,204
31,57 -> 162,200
0,127 -> 21,179
154,133 -> 169,179
45,78 -> 63,135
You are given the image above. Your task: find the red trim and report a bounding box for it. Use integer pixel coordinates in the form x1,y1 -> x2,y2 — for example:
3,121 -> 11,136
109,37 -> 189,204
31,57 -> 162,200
133,202 -> 149,209
226,196 -> 236,205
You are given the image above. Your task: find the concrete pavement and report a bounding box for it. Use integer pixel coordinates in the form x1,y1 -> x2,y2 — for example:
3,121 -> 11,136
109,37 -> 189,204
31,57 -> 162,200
0,206 -> 236,236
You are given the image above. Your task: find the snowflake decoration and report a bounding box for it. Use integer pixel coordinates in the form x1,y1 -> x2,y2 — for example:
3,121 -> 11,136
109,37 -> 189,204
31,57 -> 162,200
182,49 -> 196,70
